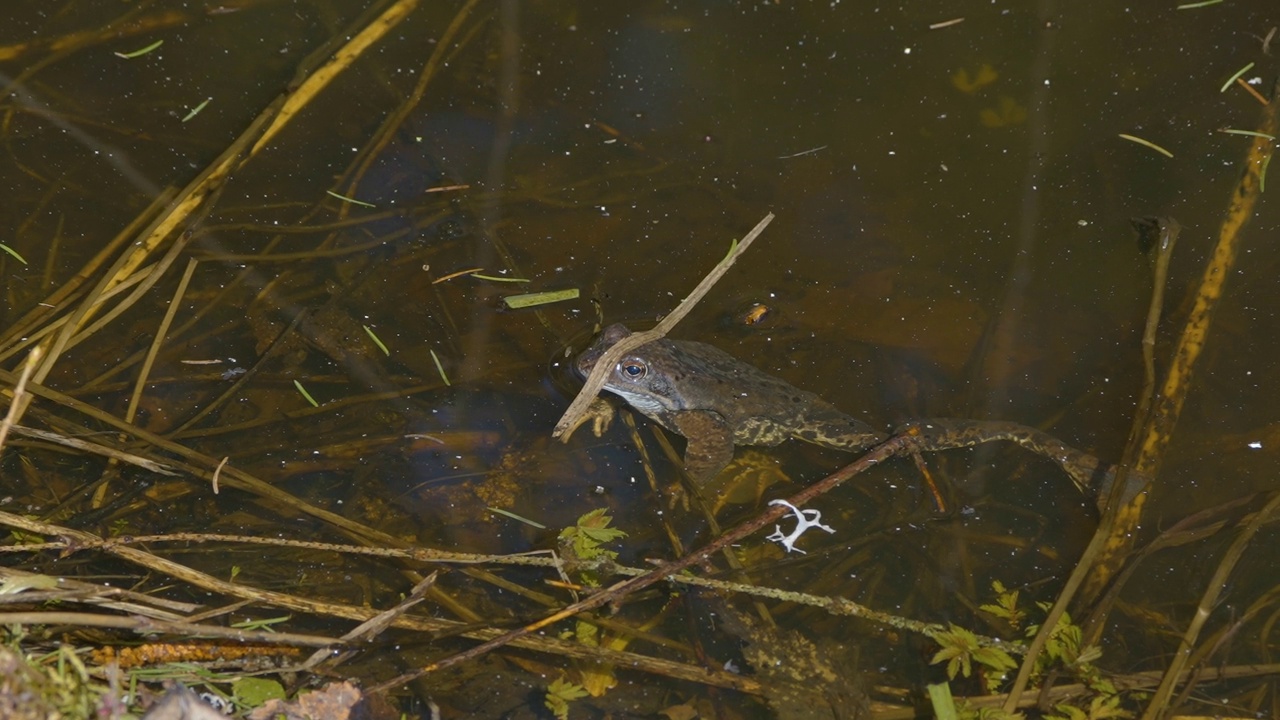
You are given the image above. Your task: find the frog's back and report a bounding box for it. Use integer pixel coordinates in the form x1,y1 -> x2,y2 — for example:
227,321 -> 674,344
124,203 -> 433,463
661,338 -> 882,450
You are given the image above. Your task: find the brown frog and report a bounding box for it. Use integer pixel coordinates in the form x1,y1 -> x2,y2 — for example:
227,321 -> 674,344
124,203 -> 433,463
576,324 -> 886,484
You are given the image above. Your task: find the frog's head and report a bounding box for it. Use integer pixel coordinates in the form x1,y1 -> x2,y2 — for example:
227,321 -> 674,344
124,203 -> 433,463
575,323 -> 681,418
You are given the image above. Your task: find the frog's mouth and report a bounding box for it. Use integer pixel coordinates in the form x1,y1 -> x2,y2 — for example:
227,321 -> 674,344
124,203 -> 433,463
602,385 -> 669,417
574,352 -> 601,380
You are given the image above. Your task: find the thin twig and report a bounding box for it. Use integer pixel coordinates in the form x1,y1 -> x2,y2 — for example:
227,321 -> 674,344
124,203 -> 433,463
1140,492 -> 1280,719
300,572 -> 437,672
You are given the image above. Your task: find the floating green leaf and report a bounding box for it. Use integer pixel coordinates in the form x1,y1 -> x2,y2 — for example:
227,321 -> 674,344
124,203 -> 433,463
232,677 -> 286,708
0,244 -> 28,264
182,97 -> 211,123
326,190 -> 376,208
362,325 -> 390,355
114,40 -> 164,59
293,380 -> 319,407
487,507 -> 546,529
1117,133 -> 1172,158
430,349 -> 450,386
1219,61 -> 1255,93
1217,128 -> 1276,140
503,288 -> 579,309
470,273 -> 530,283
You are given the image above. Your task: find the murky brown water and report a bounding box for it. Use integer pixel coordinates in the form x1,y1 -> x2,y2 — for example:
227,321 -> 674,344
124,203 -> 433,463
2,0 -> 1278,717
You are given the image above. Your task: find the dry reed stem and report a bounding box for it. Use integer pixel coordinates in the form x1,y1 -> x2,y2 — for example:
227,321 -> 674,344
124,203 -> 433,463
0,567 -> 200,617
0,188 -> 174,356
299,573 -> 438,672
5,425 -> 176,475
64,234 -> 193,353
0,529 -> 982,646
1107,84 -> 1278,557
0,611 -> 340,649
248,0 -> 421,159
0,262 -> 154,365
8,0 -> 420,430
126,258 -> 198,426
0,347 -> 40,454
0,510 -> 763,695
1001,80 -> 1280,717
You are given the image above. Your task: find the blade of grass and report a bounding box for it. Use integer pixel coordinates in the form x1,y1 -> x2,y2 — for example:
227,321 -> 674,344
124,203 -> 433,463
325,190 -> 376,208
0,244 -> 27,264
126,259 -> 198,426
181,97 -> 211,123
0,347 -> 42,453
1217,128 -> 1275,139
1118,133 -> 1173,158
114,40 -> 163,59
1219,61 -> 1255,93
503,289 -> 579,309
362,325 -> 390,355
470,273 -> 529,283
487,508 -> 547,529
293,380 -> 319,407
430,350 -> 450,386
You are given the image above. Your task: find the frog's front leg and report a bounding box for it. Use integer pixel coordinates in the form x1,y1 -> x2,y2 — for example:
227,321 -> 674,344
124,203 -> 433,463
671,410 -> 736,485
560,397 -> 617,441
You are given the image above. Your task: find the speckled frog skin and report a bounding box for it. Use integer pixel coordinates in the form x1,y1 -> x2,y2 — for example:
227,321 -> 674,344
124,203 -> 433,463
576,323 -> 886,483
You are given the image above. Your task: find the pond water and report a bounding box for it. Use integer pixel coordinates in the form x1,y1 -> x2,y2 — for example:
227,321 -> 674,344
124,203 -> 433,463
2,0 -> 1278,717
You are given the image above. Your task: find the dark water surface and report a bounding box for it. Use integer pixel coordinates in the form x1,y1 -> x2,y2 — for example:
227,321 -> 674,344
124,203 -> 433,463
2,0 -> 1278,717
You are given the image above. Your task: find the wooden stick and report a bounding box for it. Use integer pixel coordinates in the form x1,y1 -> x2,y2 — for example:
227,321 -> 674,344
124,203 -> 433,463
552,212 -> 774,439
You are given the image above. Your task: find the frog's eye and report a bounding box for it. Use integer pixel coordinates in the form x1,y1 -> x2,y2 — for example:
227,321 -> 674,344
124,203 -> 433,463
620,360 -> 647,379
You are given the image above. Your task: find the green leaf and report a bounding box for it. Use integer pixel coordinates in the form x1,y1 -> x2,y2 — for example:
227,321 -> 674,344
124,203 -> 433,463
574,621 -> 599,646
979,580 -> 1025,628
1046,704 -> 1088,720
232,677 -> 285,707
114,40 -> 164,59
930,625 -> 980,679
1086,694 -> 1133,720
0,244 -> 28,264
972,646 -> 1018,674
545,677 -> 589,720
503,289 -> 580,309
559,509 -> 627,560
